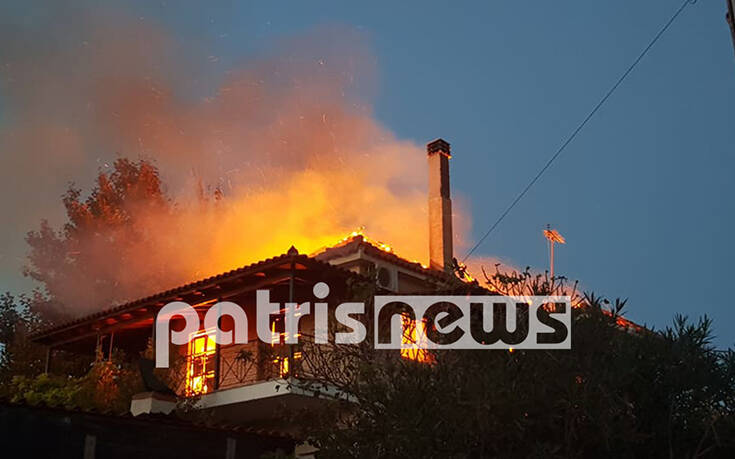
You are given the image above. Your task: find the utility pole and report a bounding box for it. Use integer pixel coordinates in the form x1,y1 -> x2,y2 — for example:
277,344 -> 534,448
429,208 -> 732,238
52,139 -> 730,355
728,0 -> 735,61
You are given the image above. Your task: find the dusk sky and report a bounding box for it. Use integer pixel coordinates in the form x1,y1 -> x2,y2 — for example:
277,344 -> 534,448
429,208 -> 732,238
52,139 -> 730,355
1,1 -> 734,346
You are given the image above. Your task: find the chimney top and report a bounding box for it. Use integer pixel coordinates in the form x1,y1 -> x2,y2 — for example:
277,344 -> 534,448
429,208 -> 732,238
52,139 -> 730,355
427,138 -> 451,157
426,137 -> 454,273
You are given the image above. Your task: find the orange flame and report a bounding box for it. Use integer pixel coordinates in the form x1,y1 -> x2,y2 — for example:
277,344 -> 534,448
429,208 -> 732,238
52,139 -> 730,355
6,18 -> 480,314
400,313 -> 433,363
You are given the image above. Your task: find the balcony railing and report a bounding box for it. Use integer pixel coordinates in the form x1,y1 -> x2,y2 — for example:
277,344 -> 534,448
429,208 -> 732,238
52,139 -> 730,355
162,332 -> 353,397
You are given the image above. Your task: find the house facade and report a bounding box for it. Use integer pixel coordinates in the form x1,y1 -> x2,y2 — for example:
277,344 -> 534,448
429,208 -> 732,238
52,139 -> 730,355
28,140 -> 478,448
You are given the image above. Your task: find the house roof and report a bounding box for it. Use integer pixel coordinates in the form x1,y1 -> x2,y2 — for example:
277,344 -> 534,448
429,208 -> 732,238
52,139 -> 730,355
29,248 -> 370,347
30,234 -> 471,348
315,234 -> 460,285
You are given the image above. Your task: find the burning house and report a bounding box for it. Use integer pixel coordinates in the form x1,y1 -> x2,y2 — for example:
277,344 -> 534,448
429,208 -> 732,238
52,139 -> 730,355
19,139 -> 481,455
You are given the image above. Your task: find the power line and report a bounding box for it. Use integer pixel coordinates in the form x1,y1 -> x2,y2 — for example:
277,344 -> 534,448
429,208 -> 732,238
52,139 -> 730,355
727,0 -> 735,61
463,0 -> 696,262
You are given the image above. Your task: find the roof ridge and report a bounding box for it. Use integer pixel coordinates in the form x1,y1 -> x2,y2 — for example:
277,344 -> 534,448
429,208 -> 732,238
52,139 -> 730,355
316,234 -> 460,283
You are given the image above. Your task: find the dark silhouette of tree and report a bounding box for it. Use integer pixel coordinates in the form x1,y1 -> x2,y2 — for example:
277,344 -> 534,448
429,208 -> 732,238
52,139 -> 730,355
294,274 -> 735,458
0,292 -> 45,381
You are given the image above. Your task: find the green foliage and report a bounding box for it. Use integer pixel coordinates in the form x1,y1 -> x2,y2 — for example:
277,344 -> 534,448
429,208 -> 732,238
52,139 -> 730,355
0,292 -> 47,381
0,292 -> 23,345
2,350 -> 144,414
298,278 -> 735,458
4,373 -> 86,410
0,291 -> 90,385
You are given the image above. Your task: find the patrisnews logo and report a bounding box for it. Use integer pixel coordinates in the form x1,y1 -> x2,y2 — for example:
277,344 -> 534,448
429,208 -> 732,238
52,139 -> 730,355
155,285 -> 571,367
376,295 -> 570,350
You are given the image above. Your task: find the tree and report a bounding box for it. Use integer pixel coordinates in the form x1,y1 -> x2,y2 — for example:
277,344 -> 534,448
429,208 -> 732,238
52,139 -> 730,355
1,158 -> 174,385
0,291 -> 90,385
0,292 -> 23,345
24,158 -> 171,320
291,272 -> 735,458
0,292 -> 45,382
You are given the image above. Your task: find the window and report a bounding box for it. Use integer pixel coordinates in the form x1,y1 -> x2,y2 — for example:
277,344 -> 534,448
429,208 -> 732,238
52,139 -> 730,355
269,309 -> 302,378
400,313 -> 432,363
185,329 -> 217,396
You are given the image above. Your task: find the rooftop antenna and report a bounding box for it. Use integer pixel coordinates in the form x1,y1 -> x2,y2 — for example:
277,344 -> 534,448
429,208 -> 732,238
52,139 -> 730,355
543,225 -> 566,280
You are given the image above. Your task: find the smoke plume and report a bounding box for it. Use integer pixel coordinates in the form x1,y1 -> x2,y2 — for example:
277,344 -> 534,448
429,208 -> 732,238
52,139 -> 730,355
0,4 -> 475,314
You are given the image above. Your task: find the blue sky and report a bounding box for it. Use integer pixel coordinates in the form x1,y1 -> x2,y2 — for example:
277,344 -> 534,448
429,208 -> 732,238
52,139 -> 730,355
2,1 -> 734,346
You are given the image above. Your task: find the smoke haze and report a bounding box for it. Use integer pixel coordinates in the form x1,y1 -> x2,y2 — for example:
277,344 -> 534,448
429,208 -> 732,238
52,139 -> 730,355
0,3 -> 476,314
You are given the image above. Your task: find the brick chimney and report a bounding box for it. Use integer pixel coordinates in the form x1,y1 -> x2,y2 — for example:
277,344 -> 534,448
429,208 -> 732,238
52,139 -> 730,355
427,138 -> 454,273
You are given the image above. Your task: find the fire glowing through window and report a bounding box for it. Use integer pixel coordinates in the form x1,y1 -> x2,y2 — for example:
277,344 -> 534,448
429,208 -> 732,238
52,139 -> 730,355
185,329 -> 217,396
270,311 -> 302,378
400,313 -> 432,363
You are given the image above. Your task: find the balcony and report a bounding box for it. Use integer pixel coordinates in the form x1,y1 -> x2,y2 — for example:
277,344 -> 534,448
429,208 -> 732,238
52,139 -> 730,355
156,334 -> 336,424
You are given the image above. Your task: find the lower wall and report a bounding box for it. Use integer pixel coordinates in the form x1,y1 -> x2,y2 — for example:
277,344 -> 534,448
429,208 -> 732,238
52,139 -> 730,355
0,402 -> 294,459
